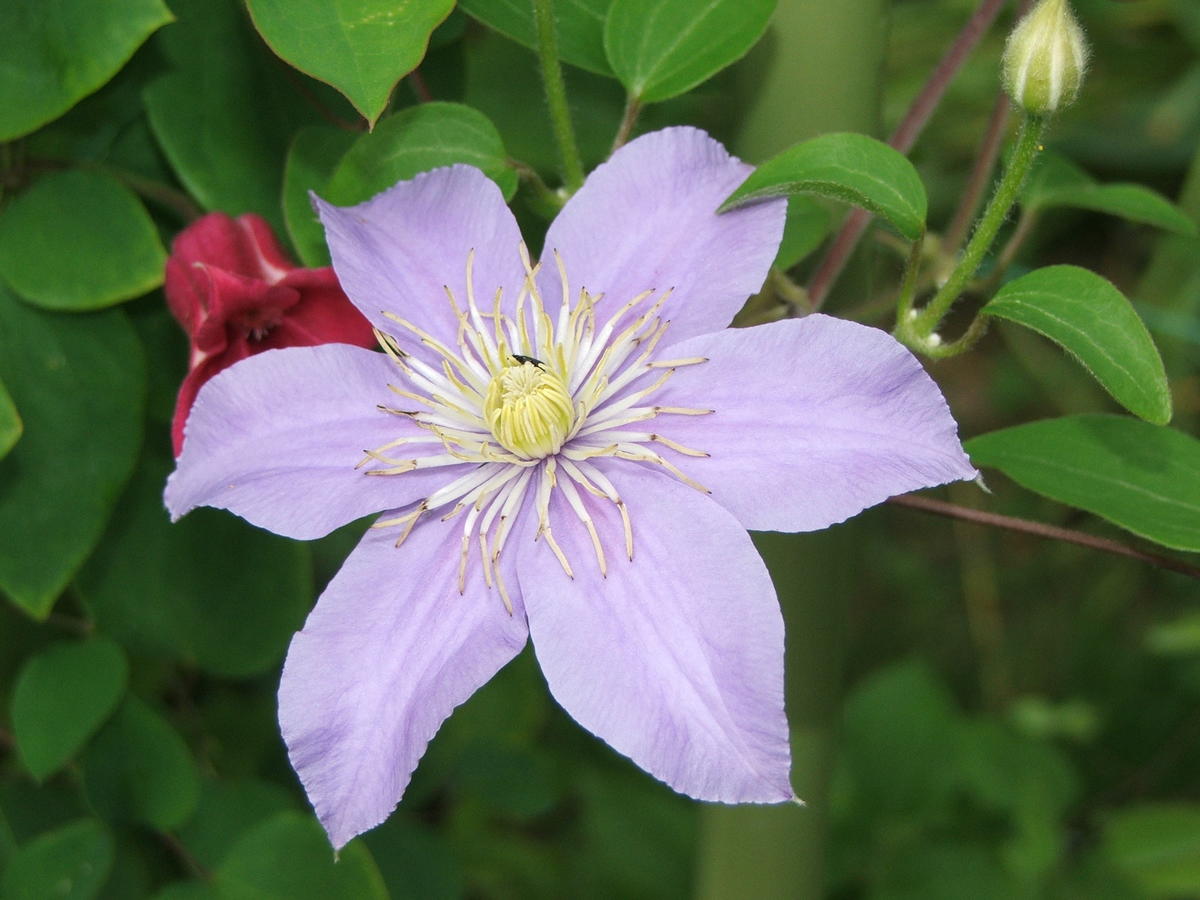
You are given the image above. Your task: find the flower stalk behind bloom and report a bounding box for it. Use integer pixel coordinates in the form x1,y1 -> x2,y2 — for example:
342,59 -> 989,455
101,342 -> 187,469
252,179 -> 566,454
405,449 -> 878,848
1002,0 -> 1088,115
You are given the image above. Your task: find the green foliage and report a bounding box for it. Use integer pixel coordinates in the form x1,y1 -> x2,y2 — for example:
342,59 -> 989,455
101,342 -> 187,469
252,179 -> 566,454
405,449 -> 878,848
604,0 -> 776,102
0,287 -> 145,619
775,197 -> 833,271
1104,804 -> 1200,896
325,102 -> 517,204
721,132 -> 929,241
143,0 -> 322,231
80,698 -> 199,831
0,818 -> 114,900
460,0 -> 614,75
11,637 -> 128,781
0,0 -> 172,141
0,171 -> 165,312
282,127 -> 358,267
214,812 -> 388,900
966,415 -> 1200,552
0,379 -> 20,462
246,0 -> 454,128
984,265 -> 1172,425
177,779 -> 297,871
77,454 -> 312,679
1025,153 -> 1198,235
1146,612 -> 1200,657
840,660 -> 959,817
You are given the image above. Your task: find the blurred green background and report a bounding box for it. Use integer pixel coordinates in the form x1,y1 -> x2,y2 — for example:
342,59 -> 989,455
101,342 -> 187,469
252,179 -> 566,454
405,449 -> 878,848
2,1 -> 1199,898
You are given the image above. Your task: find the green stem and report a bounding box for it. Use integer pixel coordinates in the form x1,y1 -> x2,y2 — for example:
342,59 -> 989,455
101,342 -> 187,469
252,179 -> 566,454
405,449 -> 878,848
610,95 -> 642,155
510,157 -> 565,219
906,114 -> 1046,341
531,0 -> 584,191
695,531 -> 852,900
895,229 -> 927,322
985,206 -> 1039,288
93,164 -> 203,222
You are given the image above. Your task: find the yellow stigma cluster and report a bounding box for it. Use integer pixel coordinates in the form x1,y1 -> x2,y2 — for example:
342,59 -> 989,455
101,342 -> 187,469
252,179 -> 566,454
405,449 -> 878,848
362,245 -> 713,612
483,357 -> 574,458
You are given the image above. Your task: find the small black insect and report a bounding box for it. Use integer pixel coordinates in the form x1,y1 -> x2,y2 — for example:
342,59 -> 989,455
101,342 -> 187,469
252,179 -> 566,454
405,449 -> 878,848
511,354 -> 546,368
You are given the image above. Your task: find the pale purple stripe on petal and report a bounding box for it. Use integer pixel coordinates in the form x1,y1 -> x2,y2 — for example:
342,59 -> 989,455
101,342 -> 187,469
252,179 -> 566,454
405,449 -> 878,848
519,463 -> 794,804
166,344 -> 461,539
279,520 -> 530,850
538,127 -> 785,346
315,166 -> 527,350
650,315 -> 978,532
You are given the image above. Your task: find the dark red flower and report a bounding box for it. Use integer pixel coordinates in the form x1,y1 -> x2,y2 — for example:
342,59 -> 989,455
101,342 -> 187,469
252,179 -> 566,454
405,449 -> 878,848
166,213 -> 376,455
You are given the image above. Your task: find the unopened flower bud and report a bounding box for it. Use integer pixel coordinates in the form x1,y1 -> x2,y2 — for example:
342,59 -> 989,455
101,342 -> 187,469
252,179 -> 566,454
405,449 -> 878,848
1002,0 -> 1089,115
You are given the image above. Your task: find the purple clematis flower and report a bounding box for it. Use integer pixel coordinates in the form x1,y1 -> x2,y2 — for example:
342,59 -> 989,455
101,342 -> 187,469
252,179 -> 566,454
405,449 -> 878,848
166,127 -> 976,849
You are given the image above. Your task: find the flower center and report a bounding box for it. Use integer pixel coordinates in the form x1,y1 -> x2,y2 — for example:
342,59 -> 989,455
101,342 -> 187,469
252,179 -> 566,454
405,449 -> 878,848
483,357 -> 574,458
362,244 -> 715,611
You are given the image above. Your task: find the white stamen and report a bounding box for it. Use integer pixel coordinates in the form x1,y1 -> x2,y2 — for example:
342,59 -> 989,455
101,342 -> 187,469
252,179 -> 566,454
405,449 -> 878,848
361,243 -> 715,589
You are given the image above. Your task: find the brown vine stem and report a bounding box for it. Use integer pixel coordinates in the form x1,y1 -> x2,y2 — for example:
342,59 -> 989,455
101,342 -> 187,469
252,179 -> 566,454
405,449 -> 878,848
159,831 -> 211,880
806,0 -> 1010,311
889,493 -> 1200,580
408,69 -> 434,104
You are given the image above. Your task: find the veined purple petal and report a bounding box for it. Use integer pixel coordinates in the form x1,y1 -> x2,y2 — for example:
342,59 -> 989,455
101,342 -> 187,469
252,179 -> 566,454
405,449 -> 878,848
652,315 -> 978,532
315,166 -> 527,350
166,344 -> 460,539
279,520 -> 529,850
538,128 -> 785,346
518,464 -> 793,803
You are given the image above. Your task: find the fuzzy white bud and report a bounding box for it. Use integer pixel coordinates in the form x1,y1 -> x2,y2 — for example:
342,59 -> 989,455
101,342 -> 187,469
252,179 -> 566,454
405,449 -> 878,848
1002,0 -> 1089,115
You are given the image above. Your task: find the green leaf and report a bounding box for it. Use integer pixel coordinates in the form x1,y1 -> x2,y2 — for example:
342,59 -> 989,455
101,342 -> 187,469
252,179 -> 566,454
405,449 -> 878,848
956,720 -> 1078,879
11,638 -> 128,782
177,779 -> 296,871
0,0 -> 172,141
1056,184 -> 1198,235
246,0 -> 454,127
460,0 -> 614,75
0,378 -> 20,461
215,812 -> 388,900
282,127 -> 358,268
81,697 -> 200,831
153,884 -> 222,900
1104,804 -> 1200,897
1025,153 -> 1197,235
720,132 -> 928,242
325,102 -> 517,204
965,415 -> 1200,553
604,0 -> 775,102
361,815 -> 466,900
1146,611 -> 1200,657
0,818 -> 114,900
0,171 -> 166,312
77,453 -> 311,679
984,265 -> 1172,425
0,287 -> 145,620
775,196 -> 832,270
841,660 -> 960,816
143,0 -> 321,232
875,842 -> 1020,900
